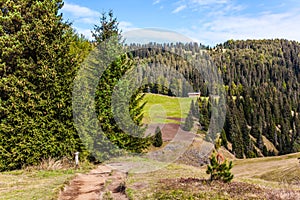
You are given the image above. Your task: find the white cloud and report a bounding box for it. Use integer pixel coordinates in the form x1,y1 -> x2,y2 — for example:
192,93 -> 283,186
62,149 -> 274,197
79,17 -> 98,25
167,0 -> 300,45
62,2 -> 100,24
206,11 -> 298,37
191,0 -> 229,6
189,0 -> 245,16
74,27 -> 93,40
123,28 -> 194,44
62,3 -> 100,18
119,21 -> 136,32
153,0 -> 160,5
172,5 -> 187,13
181,9 -> 300,45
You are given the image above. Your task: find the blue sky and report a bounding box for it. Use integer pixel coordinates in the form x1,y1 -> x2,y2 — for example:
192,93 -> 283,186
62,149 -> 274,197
61,0 -> 300,46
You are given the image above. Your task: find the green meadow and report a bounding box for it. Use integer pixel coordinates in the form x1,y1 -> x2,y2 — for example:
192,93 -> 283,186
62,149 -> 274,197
141,93 -> 197,124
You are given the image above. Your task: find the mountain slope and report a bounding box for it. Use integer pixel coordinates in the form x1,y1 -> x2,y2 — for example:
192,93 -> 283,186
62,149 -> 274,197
125,152 -> 300,199
129,39 -> 300,158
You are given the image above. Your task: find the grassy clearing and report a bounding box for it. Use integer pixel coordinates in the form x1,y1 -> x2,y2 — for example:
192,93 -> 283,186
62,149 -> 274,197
0,170 -> 74,200
232,153 -> 300,188
125,161 -> 300,200
259,165 -> 300,184
0,162 -> 93,200
141,93 -> 197,124
125,163 -> 208,199
125,152 -> 300,199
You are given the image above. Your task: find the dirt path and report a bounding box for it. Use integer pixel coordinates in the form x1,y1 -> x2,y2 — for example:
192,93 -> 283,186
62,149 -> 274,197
57,118 -> 202,199
58,165 -> 128,200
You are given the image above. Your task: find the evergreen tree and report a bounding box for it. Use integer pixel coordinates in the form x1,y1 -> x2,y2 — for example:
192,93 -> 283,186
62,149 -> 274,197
190,99 -> 200,118
92,10 -> 122,42
190,100 -> 196,116
257,133 -> 264,151
194,99 -> 200,117
0,0 -> 85,170
199,99 -> 209,131
126,39 -> 300,157
220,129 -> 228,148
206,137 -> 234,183
93,10 -> 150,154
153,126 -> 163,147
262,145 -> 268,156
182,110 -> 194,131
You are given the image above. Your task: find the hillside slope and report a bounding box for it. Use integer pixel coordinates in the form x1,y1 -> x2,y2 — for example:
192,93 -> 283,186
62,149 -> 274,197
125,152 -> 300,199
129,40 -> 300,158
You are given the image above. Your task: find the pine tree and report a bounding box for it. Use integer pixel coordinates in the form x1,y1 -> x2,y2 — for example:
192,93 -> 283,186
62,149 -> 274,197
194,99 -> 200,117
0,0 -> 85,170
257,132 -> 264,151
93,10 -> 150,154
153,126 -> 163,147
92,10 -> 122,42
182,110 -> 194,131
220,129 -> 228,148
206,137 -> 234,183
199,99 -> 209,131
190,100 -> 195,115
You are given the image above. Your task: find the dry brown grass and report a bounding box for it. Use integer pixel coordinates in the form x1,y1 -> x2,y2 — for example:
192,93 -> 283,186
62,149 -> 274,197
24,157 -> 75,171
126,152 -> 300,199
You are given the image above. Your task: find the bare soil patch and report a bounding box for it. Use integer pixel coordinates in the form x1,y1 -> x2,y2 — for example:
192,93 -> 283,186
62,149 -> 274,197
58,165 -> 128,200
145,122 -> 182,142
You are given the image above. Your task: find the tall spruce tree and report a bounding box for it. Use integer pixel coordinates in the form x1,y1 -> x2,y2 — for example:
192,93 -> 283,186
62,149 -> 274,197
92,10 -> 122,43
182,110 -> 194,131
190,100 -> 196,116
93,10 -> 150,154
153,126 -> 163,147
0,0 -> 84,170
199,99 -> 209,131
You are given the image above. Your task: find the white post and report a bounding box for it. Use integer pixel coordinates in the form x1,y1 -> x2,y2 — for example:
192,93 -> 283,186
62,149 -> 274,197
74,152 -> 79,168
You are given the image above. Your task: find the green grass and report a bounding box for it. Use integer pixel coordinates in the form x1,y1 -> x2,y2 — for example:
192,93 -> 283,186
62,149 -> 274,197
141,93 -> 197,124
0,165 -> 93,200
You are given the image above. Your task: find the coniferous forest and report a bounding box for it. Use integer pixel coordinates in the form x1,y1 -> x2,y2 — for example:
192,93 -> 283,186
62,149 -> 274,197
128,40 -> 300,158
0,0 -> 300,171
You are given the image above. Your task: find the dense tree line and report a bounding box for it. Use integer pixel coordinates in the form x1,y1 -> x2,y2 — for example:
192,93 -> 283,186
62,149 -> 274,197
213,39 -> 300,157
0,0 -> 89,170
126,39 -> 300,158
0,3 -> 149,170
127,43 -> 207,97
